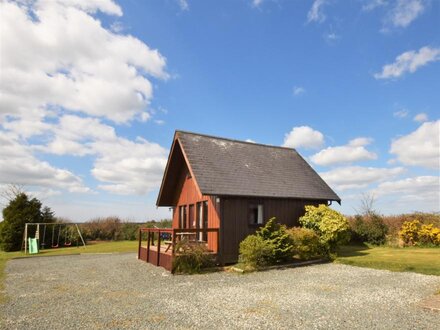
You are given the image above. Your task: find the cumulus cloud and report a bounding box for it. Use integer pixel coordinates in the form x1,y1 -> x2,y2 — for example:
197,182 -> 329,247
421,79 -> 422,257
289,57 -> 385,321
0,0 -> 168,123
371,176 -> 440,212
0,131 -> 90,193
390,120 -> 440,169
413,112 -> 428,122
320,166 -> 405,190
307,0 -> 327,23
30,115 -> 169,194
387,0 -> 425,28
374,46 -> 440,80
293,86 -> 306,96
0,0 -> 170,197
311,137 -> 377,166
283,126 -> 324,150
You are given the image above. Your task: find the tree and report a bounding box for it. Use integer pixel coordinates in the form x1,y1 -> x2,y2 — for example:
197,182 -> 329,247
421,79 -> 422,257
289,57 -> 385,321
299,204 -> 350,252
41,206 -> 55,223
0,193 -> 43,251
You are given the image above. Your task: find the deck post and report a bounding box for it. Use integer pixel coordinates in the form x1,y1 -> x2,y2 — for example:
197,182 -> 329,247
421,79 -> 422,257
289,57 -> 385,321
146,231 -> 151,262
172,229 -> 176,255
157,230 -> 161,266
137,228 -> 141,259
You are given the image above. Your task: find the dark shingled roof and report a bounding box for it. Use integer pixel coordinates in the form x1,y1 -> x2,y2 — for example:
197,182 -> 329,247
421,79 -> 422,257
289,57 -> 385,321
165,131 -> 340,203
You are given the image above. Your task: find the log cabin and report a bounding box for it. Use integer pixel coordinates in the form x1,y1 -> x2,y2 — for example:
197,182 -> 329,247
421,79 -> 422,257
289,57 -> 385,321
138,130 -> 340,270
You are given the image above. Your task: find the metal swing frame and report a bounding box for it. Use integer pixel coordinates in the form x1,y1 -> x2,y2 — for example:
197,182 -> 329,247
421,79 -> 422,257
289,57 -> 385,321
23,223 -> 86,254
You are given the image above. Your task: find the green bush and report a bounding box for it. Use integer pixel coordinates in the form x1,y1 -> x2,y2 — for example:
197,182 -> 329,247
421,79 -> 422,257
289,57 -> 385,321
299,204 -> 350,252
172,240 -> 214,274
256,217 -> 293,263
351,213 -> 388,245
239,235 -> 272,268
287,227 -> 325,260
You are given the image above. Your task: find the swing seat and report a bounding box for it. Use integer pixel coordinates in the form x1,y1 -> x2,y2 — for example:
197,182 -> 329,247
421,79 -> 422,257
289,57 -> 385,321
51,244 -> 59,248
64,242 -> 72,246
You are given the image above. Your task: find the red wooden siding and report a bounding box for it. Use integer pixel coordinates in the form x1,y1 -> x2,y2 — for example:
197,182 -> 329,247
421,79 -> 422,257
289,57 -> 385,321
171,169 -> 220,253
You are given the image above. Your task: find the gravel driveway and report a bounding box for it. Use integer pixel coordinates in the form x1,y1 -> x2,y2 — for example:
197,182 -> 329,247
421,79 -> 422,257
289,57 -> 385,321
2,253 -> 440,329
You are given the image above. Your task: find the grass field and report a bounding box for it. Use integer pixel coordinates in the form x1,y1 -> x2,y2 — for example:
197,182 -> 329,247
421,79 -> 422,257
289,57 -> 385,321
336,245 -> 440,276
0,241 -> 138,303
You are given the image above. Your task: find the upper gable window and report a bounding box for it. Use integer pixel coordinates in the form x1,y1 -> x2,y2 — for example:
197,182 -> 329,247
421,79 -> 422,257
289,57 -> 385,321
249,203 -> 263,225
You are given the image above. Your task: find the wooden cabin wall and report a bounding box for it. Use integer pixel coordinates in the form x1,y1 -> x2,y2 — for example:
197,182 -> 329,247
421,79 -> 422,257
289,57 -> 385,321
220,197 -> 325,263
171,170 -> 220,252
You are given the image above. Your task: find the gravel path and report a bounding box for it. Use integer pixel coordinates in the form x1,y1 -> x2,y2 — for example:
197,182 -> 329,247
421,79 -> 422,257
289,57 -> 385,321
2,253 -> 440,329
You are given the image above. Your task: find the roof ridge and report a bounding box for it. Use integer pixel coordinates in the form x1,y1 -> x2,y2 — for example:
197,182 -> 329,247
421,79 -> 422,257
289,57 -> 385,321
175,130 -> 298,152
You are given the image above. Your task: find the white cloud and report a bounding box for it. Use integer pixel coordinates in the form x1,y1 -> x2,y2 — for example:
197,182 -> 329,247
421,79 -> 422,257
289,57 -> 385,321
371,176 -> 440,212
374,46 -> 440,80
390,120 -> 440,169
252,0 -> 264,7
311,137 -> 377,166
387,0 -> 425,28
283,126 -> 324,149
30,115 -> 169,195
320,166 -> 405,190
307,0 -> 327,23
413,112 -> 428,122
362,0 -> 387,12
0,1 -> 170,198
393,109 -> 409,118
0,0 -> 168,123
0,130 -> 90,193
177,0 -> 189,11
293,86 -> 306,96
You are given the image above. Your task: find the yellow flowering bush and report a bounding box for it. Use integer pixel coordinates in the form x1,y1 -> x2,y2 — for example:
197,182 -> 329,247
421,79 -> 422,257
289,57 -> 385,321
399,220 -> 440,246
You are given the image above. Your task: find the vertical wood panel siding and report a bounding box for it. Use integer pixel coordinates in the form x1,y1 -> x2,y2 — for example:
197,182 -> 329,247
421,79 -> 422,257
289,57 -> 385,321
171,170 -> 220,253
220,197 -> 325,263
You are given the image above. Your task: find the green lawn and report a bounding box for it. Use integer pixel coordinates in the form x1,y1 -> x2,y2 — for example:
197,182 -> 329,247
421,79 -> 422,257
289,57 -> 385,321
0,241 -> 139,303
335,245 -> 440,276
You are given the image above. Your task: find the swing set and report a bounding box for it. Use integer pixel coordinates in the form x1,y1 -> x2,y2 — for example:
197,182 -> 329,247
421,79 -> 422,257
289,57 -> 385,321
22,223 -> 86,254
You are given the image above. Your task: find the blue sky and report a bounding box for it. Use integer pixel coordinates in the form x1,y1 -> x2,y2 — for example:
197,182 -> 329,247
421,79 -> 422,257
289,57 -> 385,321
0,0 -> 439,221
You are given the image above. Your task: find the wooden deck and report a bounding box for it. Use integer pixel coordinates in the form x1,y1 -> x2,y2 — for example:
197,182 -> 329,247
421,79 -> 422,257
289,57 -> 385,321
137,227 -> 219,272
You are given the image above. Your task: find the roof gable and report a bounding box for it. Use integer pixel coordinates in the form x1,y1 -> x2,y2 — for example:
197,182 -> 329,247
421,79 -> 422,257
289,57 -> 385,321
157,131 -> 340,206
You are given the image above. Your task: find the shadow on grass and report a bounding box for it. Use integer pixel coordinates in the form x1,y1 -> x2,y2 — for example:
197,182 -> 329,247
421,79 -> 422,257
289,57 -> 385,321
336,243 -> 370,257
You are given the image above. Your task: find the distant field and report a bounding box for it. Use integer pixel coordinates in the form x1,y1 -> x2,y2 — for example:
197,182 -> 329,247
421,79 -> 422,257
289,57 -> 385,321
0,241 -> 138,303
336,245 -> 440,276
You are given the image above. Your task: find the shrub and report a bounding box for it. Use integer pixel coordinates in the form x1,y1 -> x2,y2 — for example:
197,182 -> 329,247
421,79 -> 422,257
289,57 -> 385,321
418,224 -> 440,246
239,235 -> 272,268
172,240 -> 214,274
399,220 -> 420,246
399,220 -> 440,246
350,213 -> 388,245
382,212 -> 440,240
256,217 -> 293,263
287,227 -> 324,260
299,204 -> 350,252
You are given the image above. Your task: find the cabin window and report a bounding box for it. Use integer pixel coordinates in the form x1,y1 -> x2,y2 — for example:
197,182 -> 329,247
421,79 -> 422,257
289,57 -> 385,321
249,203 -> 264,225
189,204 -> 195,228
179,205 -> 187,229
196,201 -> 209,241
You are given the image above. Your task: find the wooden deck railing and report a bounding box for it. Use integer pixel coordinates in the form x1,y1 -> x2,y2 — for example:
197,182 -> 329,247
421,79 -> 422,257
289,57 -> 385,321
137,227 -> 219,271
